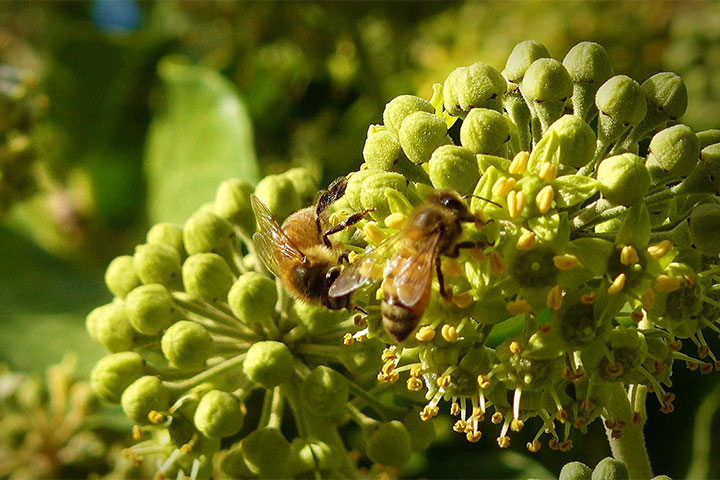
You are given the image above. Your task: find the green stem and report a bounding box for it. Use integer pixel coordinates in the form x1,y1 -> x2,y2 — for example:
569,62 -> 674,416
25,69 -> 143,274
258,386 -> 284,430
164,354 -> 246,393
346,379 -> 407,421
686,383 -> 720,479
603,382 -> 653,479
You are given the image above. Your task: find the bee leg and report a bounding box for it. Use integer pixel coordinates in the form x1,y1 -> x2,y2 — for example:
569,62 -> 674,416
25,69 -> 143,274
448,241 -> 485,258
436,256 -> 451,300
353,305 -> 368,315
321,208 -> 373,248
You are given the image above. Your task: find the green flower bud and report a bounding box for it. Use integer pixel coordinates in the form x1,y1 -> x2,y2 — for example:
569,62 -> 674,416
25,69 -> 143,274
125,284 -> 175,335
301,366 -> 349,417
427,145 -> 480,194
360,171 -> 412,220
402,408 -> 435,451
133,243 -> 182,288
366,421 -> 412,467
398,111 -> 448,164
87,304 -> 137,352
104,255 -> 141,299
460,108 -> 510,155
591,457 -> 629,480
344,170 -> 376,212
291,301 -> 346,334
504,40 -> 552,84
182,253 -> 234,302
228,272 -> 277,327
559,461 -> 593,480
243,341 -> 294,389
562,42 -> 614,121
596,75 -> 647,126
341,337 -> 384,378
651,476 -> 671,480
120,375 -> 169,425
287,439 -> 339,475
146,222 -> 185,256
546,115 -> 596,168
522,58 -> 572,133
183,209 -> 233,255
646,124 -> 700,179
284,168 -> 318,206
161,320 -> 212,370
90,352 -> 145,403
193,390 -> 244,438
596,153 -> 650,206
697,129 -> 720,149
219,447 -> 255,478
363,128 -> 402,171
642,72 -> 688,122
239,428 -> 291,477
253,173 -> 302,223
443,62 -> 506,117
213,178 -> 255,235
383,95 -> 434,135
689,203 -> 720,256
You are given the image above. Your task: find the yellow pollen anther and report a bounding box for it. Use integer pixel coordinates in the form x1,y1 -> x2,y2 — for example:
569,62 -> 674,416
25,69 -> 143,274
535,184 -> 555,214
580,292 -> 596,304
384,212 -> 406,229
343,333 -> 354,345
497,436 -> 511,448
527,440 -> 541,452
506,299 -> 532,315
509,150 -> 530,174
406,377 -> 423,391
641,289 -> 656,311
538,162 -> 558,182
655,275 -> 680,292
381,348 -> 398,362
620,245 -> 639,265
180,444 -> 193,455
467,247 -> 487,262
477,375 -> 492,389
490,251 -> 506,274
607,273 -> 627,294
437,375 -> 452,389
420,405 -> 439,421
509,341 -> 523,354
450,402 -> 461,416
466,431 -> 483,443
382,362 -> 396,375
491,411 -> 504,424
507,190 -> 526,218
556,409 -> 568,423
148,410 -> 164,424
510,419 -> 525,432
451,292 -> 473,309
516,231 -> 536,250
363,222 -> 385,245
415,325 -> 436,342
492,176 -> 517,198
443,259 -> 463,277
553,254 -> 579,270
132,425 -> 143,441
410,365 -> 423,377
471,407 -> 484,421
441,324 -> 460,343
347,251 -> 359,264
647,240 -> 673,259
546,285 -> 563,311
453,420 -> 467,432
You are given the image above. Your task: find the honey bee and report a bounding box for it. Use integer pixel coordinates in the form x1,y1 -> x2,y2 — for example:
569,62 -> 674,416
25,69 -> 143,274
329,190 -> 492,342
250,177 -> 369,310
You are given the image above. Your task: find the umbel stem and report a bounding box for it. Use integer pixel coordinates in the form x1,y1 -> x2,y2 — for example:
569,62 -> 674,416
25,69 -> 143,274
604,383 -> 653,479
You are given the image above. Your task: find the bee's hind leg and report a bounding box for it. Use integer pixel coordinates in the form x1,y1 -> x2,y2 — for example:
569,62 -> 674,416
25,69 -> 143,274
321,208 -> 373,248
436,256 -> 451,300
448,240 -> 489,258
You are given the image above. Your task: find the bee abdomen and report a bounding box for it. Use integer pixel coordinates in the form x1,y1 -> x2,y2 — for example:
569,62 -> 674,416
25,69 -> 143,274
381,301 -> 419,342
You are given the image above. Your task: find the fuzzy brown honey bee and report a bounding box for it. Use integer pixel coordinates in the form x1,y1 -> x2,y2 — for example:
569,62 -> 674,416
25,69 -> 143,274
251,177 -> 369,310
329,190 -> 492,341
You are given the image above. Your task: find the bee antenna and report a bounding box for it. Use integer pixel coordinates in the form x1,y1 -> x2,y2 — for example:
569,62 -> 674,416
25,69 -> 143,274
462,194 -> 502,208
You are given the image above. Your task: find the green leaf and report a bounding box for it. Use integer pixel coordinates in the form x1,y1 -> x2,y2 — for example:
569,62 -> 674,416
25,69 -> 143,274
145,58 -> 260,224
615,203 -> 651,246
566,238 -> 614,276
553,175 -> 600,208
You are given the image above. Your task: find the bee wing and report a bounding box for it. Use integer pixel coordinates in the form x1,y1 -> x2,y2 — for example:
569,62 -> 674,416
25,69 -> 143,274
250,195 -> 305,276
394,231 -> 442,307
328,234 -> 400,298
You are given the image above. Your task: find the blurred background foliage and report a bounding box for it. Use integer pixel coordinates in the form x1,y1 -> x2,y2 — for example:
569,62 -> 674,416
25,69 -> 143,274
0,1 -> 719,478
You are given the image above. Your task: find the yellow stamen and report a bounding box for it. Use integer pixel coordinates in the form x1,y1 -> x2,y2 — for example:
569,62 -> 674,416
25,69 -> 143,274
538,162 -> 557,182
451,292 -> 473,308
453,420 -> 467,432
641,289 -> 656,310
553,254 -> 579,270
466,431 -> 483,443
497,436 -> 511,448
492,176 -> 517,198
363,222 -> 385,245
441,324 -> 460,343
516,231 -> 536,250
180,444 -> 193,455
384,212 -> 406,229
535,184 -> 555,214
490,251 -> 506,274
477,374 -> 492,389
655,275 -> 681,292
510,419 -> 525,432
507,190 -> 526,218
506,299 -> 532,315
509,150 -> 530,174
343,333 -> 354,345
647,240 -> 673,259
527,440 -> 541,452
437,375 -> 452,389
509,341 -> 523,354
607,273 -> 626,294
620,245 -> 639,265
546,285 -> 563,311
148,410 -> 164,424
415,326 -> 436,342
420,405 -> 439,421
132,425 -> 143,441
406,377 -> 423,391
491,411 -> 503,424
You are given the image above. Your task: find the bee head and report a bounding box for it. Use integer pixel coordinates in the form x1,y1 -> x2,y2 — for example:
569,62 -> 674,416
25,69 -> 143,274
430,190 -> 475,222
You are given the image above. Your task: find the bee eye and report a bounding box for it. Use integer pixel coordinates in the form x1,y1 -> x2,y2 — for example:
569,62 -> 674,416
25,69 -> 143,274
442,197 -> 464,211
326,267 -> 341,283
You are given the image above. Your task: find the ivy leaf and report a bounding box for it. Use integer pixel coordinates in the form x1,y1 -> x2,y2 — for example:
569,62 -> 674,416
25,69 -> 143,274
145,58 -> 260,224
553,174 -> 600,208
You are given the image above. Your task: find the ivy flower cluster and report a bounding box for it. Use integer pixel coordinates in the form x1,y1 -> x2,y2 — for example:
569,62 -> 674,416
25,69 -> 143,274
86,40 -> 719,479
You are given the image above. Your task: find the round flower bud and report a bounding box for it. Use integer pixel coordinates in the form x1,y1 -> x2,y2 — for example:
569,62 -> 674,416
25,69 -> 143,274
193,390 -> 244,439
104,255 -> 140,299
219,447 -> 254,479
182,253 -> 234,302
642,72 -> 688,121
146,222 -> 185,256
504,40 -> 552,84
398,111 -> 448,164
427,145 -> 480,194
646,124 -> 700,178
120,375 -> 169,425
183,209 -> 233,255
90,352 -> 145,403
213,178 -> 255,235
591,457 -> 629,480
291,301 -> 346,334
284,168 -> 318,207
460,108 -> 510,155
443,62 -> 506,117
559,461 -> 593,480
360,171 -> 412,220
287,439 -> 338,475
341,338 -> 384,378
546,115 -> 596,168
522,58 -> 573,103
88,304 -> 137,352
243,341 -> 294,389
125,284 -> 175,335
596,153 -> 650,206
161,321 -> 212,370
240,428 -> 291,477
301,366 -> 349,417
689,203 -> 720,256
344,170 -> 376,212
382,95 -> 434,135
697,129 -> 720,149
563,42 -> 614,120
363,128 -> 402,171
254,174 -> 302,223
228,272 -> 277,327
133,243 -> 182,288
366,421 -> 412,467
596,75 -> 647,127
402,408 -> 435,451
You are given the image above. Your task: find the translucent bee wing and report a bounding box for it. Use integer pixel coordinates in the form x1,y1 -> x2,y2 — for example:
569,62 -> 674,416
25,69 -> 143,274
328,234 -> 400,298
250,195 -> 305,276
394,232 -> 442,307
